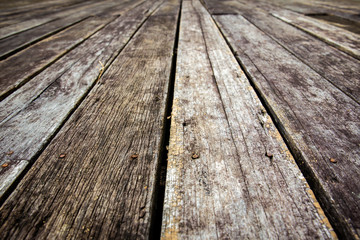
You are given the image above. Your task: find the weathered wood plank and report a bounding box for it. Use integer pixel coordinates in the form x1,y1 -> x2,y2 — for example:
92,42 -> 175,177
272,9 -> 360,60
0,0 -> 143,101
0,15 -> 116,101
0,0 -> 102,39
0,0 -> 161,198
0,0 -> 125,59
0,0 -> 92,29
213,13 -> 360,239
215,1 -> 360,105
0,1 -> 179,238
161,1 -> 335,239
280,1 -> 360,23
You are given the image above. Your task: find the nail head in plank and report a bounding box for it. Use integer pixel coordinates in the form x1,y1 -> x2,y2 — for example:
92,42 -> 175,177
221,1 -> 360,105
213,13 -> 360,239
161,1 -> 335,239
0,0 -> 162,198
0,0 -> 180,238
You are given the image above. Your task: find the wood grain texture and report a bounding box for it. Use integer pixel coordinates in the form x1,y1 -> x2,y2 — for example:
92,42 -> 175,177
0,0 -> 180,239
0,0 -> 124,59
280,1 -> 360,23
161,1 -> 335,239
213,13 -> 360,239
215,1 -> 360,105
0,0 -> 103,39
272,9 -> 360,60
0,15 -> 115,101
0,0 -> 161,198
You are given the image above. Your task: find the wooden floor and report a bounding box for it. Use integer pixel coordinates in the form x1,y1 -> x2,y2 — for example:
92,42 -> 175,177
0,0 -> 359,239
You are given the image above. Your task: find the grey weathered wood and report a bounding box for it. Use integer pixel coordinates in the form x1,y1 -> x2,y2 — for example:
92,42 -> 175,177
0,0 -> 92,29
272,9 -> 360,60
280,1 -> 360,23
0,0 -> 161,198
0,0 -> 104,39
0,15 -> 116,101
161,1 -> 335,239
213,13 -> 360,240
213,1 -> 360,104
0,0 -> 126,59
0,1 -> 179,238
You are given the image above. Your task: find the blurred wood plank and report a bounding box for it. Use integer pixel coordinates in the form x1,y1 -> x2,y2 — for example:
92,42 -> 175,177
272,9 -> 360,60
0,0 -> 129,59
211,1 -> 360,104
161,1 -> 335,239
0,15 -> 115,101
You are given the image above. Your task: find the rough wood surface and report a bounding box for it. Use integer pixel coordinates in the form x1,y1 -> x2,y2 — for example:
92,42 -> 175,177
161,1 -> 335,239
0,0 -> 124,59
272,9 -> 360,60
0,1 -> 179,239
0,1 -> 97,37
0,0 -> 161,198
213,13 -> 360,239
213,1 -> 360,105
0,15 -> 115,101
0,0 -> 104,39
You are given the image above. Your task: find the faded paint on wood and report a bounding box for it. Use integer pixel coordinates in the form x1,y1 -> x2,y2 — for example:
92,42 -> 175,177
0,0 -> 162,198
214,13 -> 360,240
161,1 -> 335,239
0,1 -> 180,239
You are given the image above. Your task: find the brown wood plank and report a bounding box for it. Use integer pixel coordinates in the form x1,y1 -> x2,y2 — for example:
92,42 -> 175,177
0,1 -> 179,238
272,9 -> 360,60
161,0 -> 335,239
217,1 -> 360,105
0,0 -> 124,59
0,0 -> 161,198
212,13 -> 360,239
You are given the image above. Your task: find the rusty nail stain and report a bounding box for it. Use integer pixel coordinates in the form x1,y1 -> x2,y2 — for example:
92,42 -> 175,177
192,153 -> 200,159
2,163 -> 9,168
6,151 -> 14,155
330,158 -> 337,163
59,154 -> 66,158
131,154 -> 138,159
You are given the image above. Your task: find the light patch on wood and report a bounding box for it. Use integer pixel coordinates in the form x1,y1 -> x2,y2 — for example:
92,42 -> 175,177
306,185 -> 338,239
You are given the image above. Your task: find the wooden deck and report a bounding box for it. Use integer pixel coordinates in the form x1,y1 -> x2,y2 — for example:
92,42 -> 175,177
0,0 -> 359,239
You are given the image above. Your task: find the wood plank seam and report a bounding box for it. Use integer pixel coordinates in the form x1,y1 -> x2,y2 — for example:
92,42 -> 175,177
206,8 -> 358,239
162,0 -> 335,238
238,14 -> 360,105
0,16 -> 91,60
0,15 -> 117,102
0,0 -> 181,238
149,2 -> 183,239
0,0 -> 164,202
